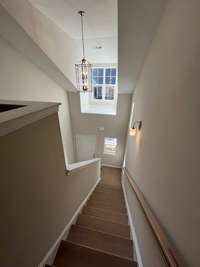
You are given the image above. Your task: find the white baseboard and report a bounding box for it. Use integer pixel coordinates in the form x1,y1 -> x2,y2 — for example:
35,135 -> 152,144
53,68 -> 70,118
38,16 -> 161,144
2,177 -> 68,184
122,175 -> 144,267
38,177 -> 101,267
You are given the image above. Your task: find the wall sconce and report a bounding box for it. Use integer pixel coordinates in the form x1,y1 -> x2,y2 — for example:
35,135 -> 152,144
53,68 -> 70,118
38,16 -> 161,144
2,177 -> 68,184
129,121 -> 142,136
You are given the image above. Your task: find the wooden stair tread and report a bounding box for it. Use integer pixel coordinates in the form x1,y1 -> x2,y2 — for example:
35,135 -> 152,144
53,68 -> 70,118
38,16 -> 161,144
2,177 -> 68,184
93,189 -> 124,196
95,185 -> 123,193
89,197 -> 125,207
94,186 -> 124,194
47,168 -> 137,267
87,199 -> 127,213
90,192 -> 125,203
54,241 -> 137,267
77,214 -> 130,239
82,206 -> 129,225
67,225 -> 133,260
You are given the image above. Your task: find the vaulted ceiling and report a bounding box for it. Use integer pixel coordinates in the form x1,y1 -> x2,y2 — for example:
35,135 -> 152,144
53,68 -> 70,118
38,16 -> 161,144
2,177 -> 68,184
30,0 -> 117,39
0,0 -> 166,93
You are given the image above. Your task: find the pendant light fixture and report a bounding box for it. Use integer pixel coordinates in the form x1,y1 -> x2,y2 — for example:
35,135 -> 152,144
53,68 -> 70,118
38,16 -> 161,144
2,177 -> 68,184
75,11 -> 92,92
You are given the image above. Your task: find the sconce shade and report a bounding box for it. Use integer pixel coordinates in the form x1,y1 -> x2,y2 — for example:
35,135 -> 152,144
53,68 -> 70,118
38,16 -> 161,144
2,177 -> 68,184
134,121 -> 142,130
129,128 -> 137,136
129,120 -> 142,136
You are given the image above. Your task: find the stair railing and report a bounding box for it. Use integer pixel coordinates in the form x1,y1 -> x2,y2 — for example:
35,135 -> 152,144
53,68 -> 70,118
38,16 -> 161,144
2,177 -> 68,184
123,168 -> 180,267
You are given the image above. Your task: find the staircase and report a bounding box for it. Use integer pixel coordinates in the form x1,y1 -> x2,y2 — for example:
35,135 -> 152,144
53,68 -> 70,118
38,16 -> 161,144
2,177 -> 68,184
47,169 -> 137,267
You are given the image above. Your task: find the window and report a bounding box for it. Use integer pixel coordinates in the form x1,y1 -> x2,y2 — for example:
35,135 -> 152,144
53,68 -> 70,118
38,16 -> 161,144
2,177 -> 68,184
104,137 -> 117,155
92,68 -> 104,85
105,68 -> 116,85
105,86 -> 114,100
94,86 -> 103,99
92,67 -> 117,101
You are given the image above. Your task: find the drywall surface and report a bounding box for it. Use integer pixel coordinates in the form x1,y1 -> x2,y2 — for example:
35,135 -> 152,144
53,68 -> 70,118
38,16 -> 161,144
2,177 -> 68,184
0,36 -> 74,164
125,1 -> 200,266
0,4 -> 75,92
0,0 -> 78,87
69,93 -> 132,167
118,0 -> 167,93
0,113 -> 100,267
123,175 -> 167,267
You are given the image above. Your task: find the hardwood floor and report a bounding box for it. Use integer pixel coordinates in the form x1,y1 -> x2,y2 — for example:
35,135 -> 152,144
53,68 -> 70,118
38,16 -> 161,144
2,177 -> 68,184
101,166 -> 122,188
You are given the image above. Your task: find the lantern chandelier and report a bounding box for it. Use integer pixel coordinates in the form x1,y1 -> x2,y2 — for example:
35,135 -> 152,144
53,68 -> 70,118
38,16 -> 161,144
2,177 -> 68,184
75,11 -> 92,92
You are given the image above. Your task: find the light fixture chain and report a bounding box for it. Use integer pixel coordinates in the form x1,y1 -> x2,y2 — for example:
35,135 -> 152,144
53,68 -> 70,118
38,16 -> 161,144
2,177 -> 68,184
80,11 -> 86,58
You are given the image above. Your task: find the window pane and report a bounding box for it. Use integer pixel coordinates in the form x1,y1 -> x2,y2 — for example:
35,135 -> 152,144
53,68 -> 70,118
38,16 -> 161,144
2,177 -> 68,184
111,68 -> 116,76
98,86 -> 103,99
94,87 -> 97,98
94,86 -> 102,99
92,77 -> 98,85
92,68 -> 98,76
98,77 -> 104,84
105,86 -> 114,100
105,77 -> 110,84
105,68 -> 111,76
98,68 -> 104,76
111,77 -> 116,84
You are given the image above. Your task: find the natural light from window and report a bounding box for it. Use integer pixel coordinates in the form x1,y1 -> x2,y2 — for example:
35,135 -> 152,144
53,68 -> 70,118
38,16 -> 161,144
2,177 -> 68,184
80,65 -> 118,115
104,137 -> 117,155
92,67 -> 117,101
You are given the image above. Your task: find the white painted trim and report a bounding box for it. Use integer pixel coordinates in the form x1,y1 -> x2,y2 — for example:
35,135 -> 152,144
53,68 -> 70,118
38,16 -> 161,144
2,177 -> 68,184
102,163 -> 122,169
67,158 -> 101,173
122,175 -> 144,267
38,177 -> 101,267
0,100 -> 60,136
0,106 -> 59,137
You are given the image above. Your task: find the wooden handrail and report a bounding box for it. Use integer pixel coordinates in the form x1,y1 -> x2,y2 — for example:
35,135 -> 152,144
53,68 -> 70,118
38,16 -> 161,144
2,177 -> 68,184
123,168 -> 180,267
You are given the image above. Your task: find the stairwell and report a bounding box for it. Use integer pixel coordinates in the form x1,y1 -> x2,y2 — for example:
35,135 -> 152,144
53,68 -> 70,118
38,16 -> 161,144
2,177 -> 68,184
47,167 -> 137,266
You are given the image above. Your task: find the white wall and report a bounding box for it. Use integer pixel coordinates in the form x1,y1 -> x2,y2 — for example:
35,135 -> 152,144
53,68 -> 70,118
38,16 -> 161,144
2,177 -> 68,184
124,1 -> 200,266
0,4 -> 75,93
69,93 -> 132,167
0,0 -> 79,87
118,0 -> 167,93
0,36 -> 75,164
0,113 -> 100,267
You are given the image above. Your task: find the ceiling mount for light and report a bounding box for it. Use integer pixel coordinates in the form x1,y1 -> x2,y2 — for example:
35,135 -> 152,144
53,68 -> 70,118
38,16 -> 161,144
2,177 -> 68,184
75,10 -> 92,92
95,46 -> 102,50
78,10 -> 85,16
